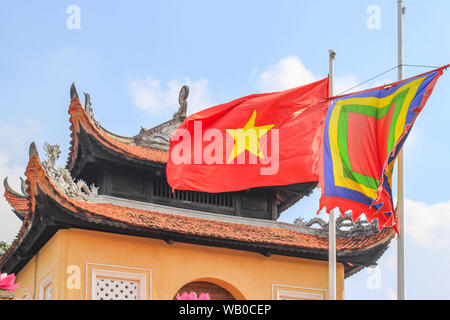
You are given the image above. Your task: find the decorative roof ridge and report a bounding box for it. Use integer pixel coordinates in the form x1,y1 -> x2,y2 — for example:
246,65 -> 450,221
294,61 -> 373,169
74,84 -> 162,145
3,177 -> 27,199
3,177 -> 30,214
132,85 -> 189,151
66,84 -> 168,171
25,141 -> 93,213
42,142 -> 98,201
293,213 -> 394,239
3,177 -> 31,222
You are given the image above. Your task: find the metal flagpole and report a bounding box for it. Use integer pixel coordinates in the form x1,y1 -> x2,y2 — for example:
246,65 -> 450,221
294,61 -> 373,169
397,0 -> 406,300
328,49 -> 336,301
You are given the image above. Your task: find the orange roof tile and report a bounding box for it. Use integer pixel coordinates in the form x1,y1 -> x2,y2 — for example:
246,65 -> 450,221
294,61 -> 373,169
4,190 -> 29,214
67,97 -> 168,170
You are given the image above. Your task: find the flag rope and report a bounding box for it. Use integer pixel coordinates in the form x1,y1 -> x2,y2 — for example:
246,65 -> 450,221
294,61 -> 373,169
336,64 -> 443,97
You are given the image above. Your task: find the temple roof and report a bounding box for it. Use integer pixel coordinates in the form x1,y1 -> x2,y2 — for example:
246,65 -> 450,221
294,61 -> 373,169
67,87 -> 169,172
0,142 -> 395,277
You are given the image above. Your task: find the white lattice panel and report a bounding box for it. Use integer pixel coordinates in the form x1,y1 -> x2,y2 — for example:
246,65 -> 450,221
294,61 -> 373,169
95,277 -> 139,300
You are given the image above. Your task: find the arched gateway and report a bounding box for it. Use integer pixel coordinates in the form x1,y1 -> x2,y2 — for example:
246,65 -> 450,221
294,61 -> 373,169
174,281 -> 235,300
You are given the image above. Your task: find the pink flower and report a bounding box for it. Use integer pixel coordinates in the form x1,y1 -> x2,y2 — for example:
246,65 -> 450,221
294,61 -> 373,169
0,272 -> 20,292
197,293 -> 210,300
176,291 -> 210,300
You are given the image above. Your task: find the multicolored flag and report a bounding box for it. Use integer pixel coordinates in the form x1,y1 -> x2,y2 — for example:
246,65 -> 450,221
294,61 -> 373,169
166,78 -> 329,193
318,66 -> 447,231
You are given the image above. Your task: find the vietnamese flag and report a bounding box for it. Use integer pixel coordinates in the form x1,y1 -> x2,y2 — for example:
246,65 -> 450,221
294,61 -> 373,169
166,78 -> 330,193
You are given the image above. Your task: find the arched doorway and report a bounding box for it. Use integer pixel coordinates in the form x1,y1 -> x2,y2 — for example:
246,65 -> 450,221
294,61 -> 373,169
173,281 -> 235,300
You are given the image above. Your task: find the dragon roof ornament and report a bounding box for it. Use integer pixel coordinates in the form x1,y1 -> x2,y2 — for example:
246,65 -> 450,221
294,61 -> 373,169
41,142 -> 98,201
132,85 -> 190,151
294,213 -> 380,238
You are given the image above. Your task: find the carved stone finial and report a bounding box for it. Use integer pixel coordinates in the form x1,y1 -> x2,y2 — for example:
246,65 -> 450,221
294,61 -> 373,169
70,82 -> 79,100
173,85 -> 189,120
29,142 -> 38,158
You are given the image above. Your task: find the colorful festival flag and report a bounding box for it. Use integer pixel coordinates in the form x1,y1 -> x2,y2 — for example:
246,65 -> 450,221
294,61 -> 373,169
167,78 -> 329,193
318,67 -> 447,231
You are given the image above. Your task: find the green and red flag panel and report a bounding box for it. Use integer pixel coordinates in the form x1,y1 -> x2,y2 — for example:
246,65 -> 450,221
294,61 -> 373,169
319,67 -> 447,232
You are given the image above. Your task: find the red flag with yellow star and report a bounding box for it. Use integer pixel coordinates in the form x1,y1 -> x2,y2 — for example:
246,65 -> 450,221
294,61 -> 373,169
166,78 -> 329,192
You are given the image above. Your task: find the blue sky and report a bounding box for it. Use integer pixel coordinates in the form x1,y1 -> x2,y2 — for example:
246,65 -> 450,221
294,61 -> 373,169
1,0 -> 449,299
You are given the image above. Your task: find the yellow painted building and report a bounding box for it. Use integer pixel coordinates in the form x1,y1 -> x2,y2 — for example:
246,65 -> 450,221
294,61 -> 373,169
0,85 -> 394,300
11,228 -> 346,300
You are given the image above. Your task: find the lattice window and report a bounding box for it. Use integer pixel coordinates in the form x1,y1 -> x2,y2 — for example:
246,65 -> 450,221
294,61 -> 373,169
95,278 -> 139,300
89,265 -> 149,300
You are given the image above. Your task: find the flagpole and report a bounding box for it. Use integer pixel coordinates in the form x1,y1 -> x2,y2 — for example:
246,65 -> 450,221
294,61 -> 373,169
328,49 -> 336,301
397,0 -> 406,300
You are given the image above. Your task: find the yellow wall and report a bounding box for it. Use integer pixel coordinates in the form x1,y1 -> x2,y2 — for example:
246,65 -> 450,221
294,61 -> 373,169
14,228 -> 345,300
13,230 -> 63,300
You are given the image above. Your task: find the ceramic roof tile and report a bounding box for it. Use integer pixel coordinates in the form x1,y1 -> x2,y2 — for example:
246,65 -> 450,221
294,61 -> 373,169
67,97 -> 168,169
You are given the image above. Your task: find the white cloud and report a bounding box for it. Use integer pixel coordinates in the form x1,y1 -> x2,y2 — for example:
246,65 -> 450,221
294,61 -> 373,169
334,74 -> 359,96
127,76 -> 213,116
127,57 -> 399,120
404,199 -> 450,248
256,56 -> 317,92
253,55 -> 360,95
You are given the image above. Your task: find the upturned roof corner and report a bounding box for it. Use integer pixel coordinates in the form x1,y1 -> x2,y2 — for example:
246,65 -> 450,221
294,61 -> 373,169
29,142 -> 38,158
70,82 -> 79,100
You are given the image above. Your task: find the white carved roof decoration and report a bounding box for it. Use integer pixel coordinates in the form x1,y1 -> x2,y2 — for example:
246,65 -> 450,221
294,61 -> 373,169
41,142 -> 98,201
78,84 -> 189,152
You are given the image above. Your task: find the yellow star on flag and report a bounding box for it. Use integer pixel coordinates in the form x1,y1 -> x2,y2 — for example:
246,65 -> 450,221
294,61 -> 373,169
226,110 -> 274,163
